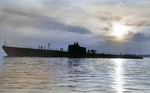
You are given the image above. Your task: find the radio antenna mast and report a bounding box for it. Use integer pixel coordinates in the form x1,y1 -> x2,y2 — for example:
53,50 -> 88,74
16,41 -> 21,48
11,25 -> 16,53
4,38 -> 7,45
48,43 -> 50,50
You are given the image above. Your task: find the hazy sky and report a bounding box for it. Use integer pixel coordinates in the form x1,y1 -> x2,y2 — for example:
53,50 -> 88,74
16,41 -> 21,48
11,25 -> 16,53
0,0 -> 150,54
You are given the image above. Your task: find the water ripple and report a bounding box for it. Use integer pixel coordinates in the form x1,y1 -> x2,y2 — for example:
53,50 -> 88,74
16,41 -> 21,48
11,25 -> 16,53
0,57 -> 149,93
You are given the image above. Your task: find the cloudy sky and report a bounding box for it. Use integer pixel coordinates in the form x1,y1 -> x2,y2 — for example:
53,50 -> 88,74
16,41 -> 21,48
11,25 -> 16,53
0,0 -> 150,54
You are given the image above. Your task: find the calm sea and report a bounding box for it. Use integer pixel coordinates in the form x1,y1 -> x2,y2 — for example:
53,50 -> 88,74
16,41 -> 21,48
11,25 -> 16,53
0,52 -> 150,93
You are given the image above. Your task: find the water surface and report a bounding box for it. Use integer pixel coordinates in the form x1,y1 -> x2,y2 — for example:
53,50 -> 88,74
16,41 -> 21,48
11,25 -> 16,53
0,53 -> 150,93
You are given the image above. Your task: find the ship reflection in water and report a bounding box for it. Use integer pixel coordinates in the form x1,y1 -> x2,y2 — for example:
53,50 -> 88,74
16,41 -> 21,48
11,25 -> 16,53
0,57 -> 150,93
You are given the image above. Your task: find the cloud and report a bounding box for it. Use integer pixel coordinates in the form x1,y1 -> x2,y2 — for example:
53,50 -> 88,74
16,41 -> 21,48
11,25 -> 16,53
1,0 -> 150,53
0,5 -> 91,34
1,1 -> 150,38
131,32 -> 150,42
0,3 -> 98,47
82,4 -> 150,41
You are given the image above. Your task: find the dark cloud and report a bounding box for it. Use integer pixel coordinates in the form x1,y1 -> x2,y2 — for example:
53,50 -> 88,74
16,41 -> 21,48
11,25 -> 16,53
28,16 -> 92,35
99,12 -> 122,22
41,0 -> 68,6
131,33 -> 150,42
2,7 -> 34,18
125,20 -> 146,27
0,6 -> 91,35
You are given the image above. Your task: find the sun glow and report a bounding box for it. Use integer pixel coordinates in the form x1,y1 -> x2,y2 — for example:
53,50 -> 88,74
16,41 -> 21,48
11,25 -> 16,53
111,22 -> 130,41
112,22 -> 129,37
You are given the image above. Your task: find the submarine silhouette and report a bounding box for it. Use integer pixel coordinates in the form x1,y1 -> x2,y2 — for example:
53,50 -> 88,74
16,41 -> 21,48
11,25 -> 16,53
2,42 -> 143,59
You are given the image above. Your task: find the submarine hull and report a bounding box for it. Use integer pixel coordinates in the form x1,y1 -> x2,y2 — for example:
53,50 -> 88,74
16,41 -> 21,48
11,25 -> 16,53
2,45 -> 143,59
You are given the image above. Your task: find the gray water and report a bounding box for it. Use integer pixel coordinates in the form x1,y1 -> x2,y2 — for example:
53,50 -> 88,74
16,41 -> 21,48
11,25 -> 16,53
0,53 -> 150,93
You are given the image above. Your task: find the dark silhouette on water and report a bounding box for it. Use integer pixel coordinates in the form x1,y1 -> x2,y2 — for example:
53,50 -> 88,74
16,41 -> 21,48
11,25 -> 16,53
2,42 -> 143,59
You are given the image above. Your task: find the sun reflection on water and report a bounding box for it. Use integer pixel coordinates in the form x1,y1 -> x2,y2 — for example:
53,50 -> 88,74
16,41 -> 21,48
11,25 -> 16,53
113,59 -> 125,93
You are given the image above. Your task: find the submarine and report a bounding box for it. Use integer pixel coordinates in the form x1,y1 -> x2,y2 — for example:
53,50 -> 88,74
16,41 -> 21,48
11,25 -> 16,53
2,42 -> 143,59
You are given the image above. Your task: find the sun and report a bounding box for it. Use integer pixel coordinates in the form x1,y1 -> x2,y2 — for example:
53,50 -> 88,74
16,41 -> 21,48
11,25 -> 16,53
111,22 -> 129,37
110,22 -> 130,41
